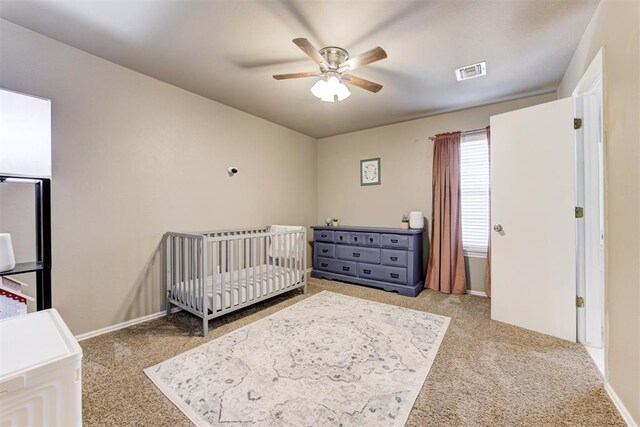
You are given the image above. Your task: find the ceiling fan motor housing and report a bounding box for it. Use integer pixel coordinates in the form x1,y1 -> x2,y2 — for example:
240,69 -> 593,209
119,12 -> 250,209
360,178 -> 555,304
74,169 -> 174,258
319,47 -> 349,70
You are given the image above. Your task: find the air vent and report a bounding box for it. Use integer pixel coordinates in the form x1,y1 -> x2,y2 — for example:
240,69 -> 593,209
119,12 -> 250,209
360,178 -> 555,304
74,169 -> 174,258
455,61 -> 487,81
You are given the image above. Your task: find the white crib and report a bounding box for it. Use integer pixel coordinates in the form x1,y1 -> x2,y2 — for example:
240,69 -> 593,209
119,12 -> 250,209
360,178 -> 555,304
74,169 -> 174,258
164,226 -> 307,336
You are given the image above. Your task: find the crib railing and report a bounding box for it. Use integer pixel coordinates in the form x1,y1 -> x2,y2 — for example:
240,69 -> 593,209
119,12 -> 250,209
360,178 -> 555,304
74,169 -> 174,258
164,226 -> 307,336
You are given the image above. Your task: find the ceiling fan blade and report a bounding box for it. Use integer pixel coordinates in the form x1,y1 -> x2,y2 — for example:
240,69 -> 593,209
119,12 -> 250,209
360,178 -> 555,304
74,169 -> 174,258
292,38 -> 329,70
273,71 -> 321,80
342,74 -> 383,93
338,47 -> 387,72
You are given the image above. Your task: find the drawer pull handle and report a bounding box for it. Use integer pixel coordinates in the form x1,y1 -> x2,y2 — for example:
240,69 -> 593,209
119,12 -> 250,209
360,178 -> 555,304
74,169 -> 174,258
342,266 -> 350,272
354,237 -> 358,242
390,273 -> 399,279
321,263 -> 328,267
391,239 -> 398,243
353,253 -> 361,258
390,256 -> 398,261
339,236 -> 344,240
321,234 -> 327,238
322,249 -> 328,253
369,238 -> 374,243
363,269 -> 371,274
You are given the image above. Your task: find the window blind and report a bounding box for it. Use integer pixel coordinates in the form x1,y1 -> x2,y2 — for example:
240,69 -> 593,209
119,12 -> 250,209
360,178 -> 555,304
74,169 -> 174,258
460,131 -> 489,257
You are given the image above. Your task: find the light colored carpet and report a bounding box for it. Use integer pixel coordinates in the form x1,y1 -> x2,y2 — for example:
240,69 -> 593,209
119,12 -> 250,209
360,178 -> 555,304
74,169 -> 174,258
80,278 -> 625,426
145,291 -> 450,426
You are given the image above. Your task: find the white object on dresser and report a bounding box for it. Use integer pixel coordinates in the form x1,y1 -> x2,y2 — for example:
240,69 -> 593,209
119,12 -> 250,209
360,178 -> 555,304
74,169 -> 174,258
0,309 -> 83,426
409,211 -> 424,229
0,234 -> 16,272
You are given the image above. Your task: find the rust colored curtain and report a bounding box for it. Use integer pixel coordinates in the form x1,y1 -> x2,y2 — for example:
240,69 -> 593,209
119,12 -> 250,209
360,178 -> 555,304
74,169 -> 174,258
426,131 -> 467,294
485,126 -> 492,297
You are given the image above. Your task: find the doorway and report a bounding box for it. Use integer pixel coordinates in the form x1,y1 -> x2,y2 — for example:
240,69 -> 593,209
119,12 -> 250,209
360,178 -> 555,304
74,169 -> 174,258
573,49 -> 605,375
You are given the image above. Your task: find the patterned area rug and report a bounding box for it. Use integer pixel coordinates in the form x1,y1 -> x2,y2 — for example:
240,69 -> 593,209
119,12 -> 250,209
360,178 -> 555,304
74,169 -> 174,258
145,291 -> 450,426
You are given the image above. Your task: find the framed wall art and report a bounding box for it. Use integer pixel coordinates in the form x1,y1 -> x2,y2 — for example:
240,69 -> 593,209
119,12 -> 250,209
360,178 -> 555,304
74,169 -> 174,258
360,157 -> 381,186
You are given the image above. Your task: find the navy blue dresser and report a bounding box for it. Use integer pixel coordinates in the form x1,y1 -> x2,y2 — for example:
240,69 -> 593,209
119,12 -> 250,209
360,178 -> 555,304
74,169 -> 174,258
311,226 -> 424,297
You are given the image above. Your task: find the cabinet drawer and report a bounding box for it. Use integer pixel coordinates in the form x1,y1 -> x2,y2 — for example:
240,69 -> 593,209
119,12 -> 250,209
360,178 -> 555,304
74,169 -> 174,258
314,230 -> 334,243
336,245 -> 381,264
381,234 -> 409,249
335,231 -> 349,244
317,257 -> 357,277
316,243 -> 335,258
364,233 -> 380,246
349,232 -> 366,245
358,264 -> 407,285
381,249 -> 407,267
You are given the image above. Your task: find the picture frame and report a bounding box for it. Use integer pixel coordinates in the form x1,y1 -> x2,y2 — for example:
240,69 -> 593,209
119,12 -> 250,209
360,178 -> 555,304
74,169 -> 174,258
360,157 -> 381,186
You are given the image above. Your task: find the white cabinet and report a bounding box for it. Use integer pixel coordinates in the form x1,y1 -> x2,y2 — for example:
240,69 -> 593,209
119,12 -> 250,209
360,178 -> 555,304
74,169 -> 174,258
0,309 -> 82,426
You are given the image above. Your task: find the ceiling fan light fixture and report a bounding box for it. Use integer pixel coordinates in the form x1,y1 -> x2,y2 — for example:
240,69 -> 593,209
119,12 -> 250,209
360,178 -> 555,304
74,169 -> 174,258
310,78 -> 328,98
335,82 -> 351,101
311,75 -> 351,102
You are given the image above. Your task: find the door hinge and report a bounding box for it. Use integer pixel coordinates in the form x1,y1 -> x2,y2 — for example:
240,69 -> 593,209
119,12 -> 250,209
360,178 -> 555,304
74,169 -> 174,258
576,296 -> 585,308
574,118 -> 583,130
575,206 -> 584,218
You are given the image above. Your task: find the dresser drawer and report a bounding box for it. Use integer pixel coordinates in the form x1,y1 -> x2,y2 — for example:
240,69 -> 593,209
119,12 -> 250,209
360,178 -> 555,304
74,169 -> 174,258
336,245 -> 381,264
335,231 -> 349,244
317,257 -> 357,277
314,230 -> 335,243
381,234 -> 409,249
364,233 -> 380,246
358,264 -> 407,285
349,232 -> 366,245
381,249 -> 408,267
316,243 -> 335,258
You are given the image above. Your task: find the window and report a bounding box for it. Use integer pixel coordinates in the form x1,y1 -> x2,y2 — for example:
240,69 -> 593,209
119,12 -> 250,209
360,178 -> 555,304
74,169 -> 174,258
460,131 -> 489,257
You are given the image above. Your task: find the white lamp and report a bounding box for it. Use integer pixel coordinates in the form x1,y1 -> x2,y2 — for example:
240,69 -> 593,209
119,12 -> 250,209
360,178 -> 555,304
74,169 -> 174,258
0,233 -> 16,272
409,211 -> 424,229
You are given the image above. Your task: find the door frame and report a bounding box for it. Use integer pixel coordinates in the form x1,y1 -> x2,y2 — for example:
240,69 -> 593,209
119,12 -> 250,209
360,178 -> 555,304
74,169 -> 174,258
573,48 -> 606,364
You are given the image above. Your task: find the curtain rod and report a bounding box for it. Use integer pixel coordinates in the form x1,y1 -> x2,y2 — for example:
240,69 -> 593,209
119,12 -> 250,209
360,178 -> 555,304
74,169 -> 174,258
428,127 -> 487,142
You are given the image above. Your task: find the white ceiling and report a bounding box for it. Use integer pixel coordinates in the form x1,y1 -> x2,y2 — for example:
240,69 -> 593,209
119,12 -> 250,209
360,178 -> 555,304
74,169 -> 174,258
0,0 -> 599,138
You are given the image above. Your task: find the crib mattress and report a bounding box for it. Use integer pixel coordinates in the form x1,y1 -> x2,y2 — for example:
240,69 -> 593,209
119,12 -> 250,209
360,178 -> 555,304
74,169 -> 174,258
170,264 -> 303,312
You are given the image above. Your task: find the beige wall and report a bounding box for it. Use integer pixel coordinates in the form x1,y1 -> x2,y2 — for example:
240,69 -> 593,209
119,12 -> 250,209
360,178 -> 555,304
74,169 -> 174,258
558,0 -> 640,423
0,20 -> 317,335
316,93 -> 556,293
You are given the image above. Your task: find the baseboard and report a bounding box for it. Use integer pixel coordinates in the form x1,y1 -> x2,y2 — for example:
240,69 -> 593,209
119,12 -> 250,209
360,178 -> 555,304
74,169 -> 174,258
467,289 -> 487,297
605,382 -> 638,427
75,307 -> 181,341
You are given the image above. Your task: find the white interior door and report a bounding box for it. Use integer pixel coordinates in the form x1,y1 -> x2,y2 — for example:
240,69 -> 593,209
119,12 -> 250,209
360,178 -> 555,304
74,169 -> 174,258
573,49 -> 605,350
577,93 -> 605,348
490,97 -> 577,341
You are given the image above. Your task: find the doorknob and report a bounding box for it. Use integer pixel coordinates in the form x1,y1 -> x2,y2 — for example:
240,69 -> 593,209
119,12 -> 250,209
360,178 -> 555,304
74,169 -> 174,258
493,224 -> 503,232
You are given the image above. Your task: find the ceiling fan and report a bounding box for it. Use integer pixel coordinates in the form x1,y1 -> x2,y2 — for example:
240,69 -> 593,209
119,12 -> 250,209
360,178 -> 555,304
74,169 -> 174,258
273,38 -> 387,102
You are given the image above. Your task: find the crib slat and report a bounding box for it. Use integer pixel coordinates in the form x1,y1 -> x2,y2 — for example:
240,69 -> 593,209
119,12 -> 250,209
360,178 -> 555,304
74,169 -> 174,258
212,240 -> 217,313
200,237 -> 207,318
260,235 -> 265,297
213,240 -> 217,312
188,237 -> 193,308
287,233 -> 295,287
238,238 -> 243,304
167,235 -> 173,304
194,238 -> 199,310
282,233 -> 287,289
273,235 -> 277,294
179,237 -> 184,306
243,237 -> 248,304
246,237 -> 252,302
222,240 -> 227,310
196,238 -> 201,311
230,239 -> 236,307
252,237 -> 257,300
193,238 -> 198,309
